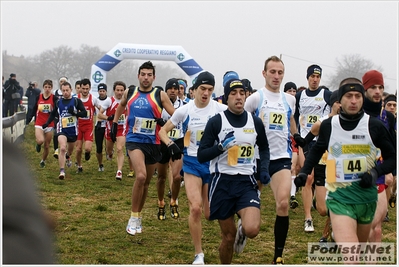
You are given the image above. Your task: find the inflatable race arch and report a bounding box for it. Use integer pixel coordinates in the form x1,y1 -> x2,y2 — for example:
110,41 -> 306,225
90,43 -> 203,95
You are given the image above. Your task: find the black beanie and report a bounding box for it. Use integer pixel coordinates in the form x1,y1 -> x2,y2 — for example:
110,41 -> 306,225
306,64 -> 322,79
384,94 -> 396,108
98,83 -> 107,91
193,71 -> 215,89
165,78 -> 180,91
224,79 -> 245,101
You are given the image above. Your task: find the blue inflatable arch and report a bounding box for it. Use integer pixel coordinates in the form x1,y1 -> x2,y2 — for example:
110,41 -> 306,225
90,43 -> 203,96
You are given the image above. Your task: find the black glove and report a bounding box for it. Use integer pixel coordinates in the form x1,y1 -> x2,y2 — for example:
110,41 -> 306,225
68,106 -> 76,115
107,114 -> 114,121
42,123 -> 49,129
260,171 -> 271,186
293,133 -> 306,148
168,142 -> 182,161
110,122 -> 118,143
294,172 -> 308,188
359,168 -> 378,188
155,117 -> 166,127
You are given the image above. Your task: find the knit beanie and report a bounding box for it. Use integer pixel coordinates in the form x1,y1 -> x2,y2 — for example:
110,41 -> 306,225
306,65 -> 322,79
362,70 -> 384,90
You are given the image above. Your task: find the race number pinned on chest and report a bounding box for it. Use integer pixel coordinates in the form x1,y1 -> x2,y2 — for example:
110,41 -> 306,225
227,145 -> 255,166
306,115 -> 320,128
168,128 -> 181,140
269,112 -> 285,130
61,116 -> 77,128
195,130 -> 204,146
133,117 -> 156,135
38,104 -> 51,113
118,114 -> 126,125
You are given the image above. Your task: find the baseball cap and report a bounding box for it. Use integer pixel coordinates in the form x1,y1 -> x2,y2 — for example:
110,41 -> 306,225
98,83 -> 107,91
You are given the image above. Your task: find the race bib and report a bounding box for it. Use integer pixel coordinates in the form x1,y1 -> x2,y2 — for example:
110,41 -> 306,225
268,112 -> 285,130
61,116 -> 77,128
228,145 -> 255,166
168,128 -> 181,140
195,130 -> 204,146
306,114 -> 320,128
117,114 -> 126,125
38,104 -> 51,113
133,117 -> 156,135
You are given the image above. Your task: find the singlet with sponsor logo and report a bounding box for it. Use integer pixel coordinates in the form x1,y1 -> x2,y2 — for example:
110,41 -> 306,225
161,98 -> 185,141
56,98 -> 79,136
298,89 -> 330,137
95,96 -> 112,127
78,94 -> 97,126
171,100 -> 227,157
126,87 -> 163,144
210,111 -> 257,175
255,88 -> 292,160
35,94 -> 55,127
326,114 -> 378,204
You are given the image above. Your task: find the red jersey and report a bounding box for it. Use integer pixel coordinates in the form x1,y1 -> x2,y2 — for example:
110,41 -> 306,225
78,94 -> 96,127
35,94 -> 55,127
105,96 -> 127,138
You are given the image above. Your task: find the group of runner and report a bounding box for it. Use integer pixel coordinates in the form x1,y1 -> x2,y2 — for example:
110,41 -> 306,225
27,58 -> 396,264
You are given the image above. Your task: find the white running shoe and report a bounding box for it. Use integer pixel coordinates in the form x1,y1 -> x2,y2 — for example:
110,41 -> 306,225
136,217 -> 142,234
234,219 -> 247,254
116,170 -> 122,180
192,252 -> 204,265
126,217 -> 138,235
304,219 -> 315,232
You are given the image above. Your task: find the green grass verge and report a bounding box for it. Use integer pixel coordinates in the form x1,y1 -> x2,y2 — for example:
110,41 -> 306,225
20,123 -> 396,264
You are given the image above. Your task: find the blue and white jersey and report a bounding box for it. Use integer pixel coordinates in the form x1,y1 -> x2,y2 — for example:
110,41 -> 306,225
161,98 -> 185,140
56,98 -> 78,136
170,100 -> 227,157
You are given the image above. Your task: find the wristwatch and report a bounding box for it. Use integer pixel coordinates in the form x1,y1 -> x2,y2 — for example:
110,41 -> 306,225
217,143 -> 224,151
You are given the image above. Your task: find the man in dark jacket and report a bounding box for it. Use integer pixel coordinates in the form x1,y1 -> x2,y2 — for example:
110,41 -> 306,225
3,73 -> 20,117
25,81 -> 41,123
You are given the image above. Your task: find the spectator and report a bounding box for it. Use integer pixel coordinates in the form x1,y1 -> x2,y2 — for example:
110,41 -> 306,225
25,81 -> 41,124
3,73 -> 21,117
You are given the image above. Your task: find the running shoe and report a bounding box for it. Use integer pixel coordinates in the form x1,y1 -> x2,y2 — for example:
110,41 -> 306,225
383,212 -> 389,222
106,153 -> 113,160
53,148 -> 59,159
170,204 -> 179,219
192,252 -> 204,265
85,151 -> 91,161
157,206 -> 166,220
272,257 -> 284,265
59,171 -> 65,180
66,159 -> 72,168
76,167 -> 83,173
39,160 -> 45,168
126,217 -> 138,235
98,164 -> 104,172
116,170 -> 122,180
180,177 -> 185,187
35,144 -> 41,153
290,196 -> 298,209
389,194 -> 396,208
136,217 -> 142,234
127,171 -> 134,178
304,219 -> 314,232
234,219 -> 247,254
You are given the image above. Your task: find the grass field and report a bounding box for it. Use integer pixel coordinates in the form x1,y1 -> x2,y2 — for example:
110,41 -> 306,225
20,123 -> 397,264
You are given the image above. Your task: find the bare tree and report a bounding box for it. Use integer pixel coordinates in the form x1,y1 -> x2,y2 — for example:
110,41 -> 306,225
326,54 -> 382,90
